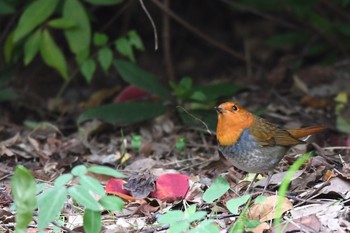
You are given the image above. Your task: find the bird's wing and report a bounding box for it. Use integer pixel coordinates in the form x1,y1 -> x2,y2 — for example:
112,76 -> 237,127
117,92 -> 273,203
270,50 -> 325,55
249,117 -> 302,146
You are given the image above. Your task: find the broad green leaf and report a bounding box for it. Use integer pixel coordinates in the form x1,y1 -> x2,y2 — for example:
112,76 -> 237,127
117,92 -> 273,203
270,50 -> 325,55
99,196 -> 124,211
87,166 -> 126,178
54,174 -> 73,187
308,12 -> 332,31
169,221 -> 190,233
245,219 -> 261,229
11,166 -> 36,233
187,211 -> 207,222
71,165 -> 87,177
115,37 -> 135,62
63,0 -> 91,55
191,83 -> 242,102
226,195 -> 251,215
114,60 -> 171,99
68,186 -> 100,211
128,30 -> 144,51
157,210 -> 184,224
37,186 -> 67,230
80,58 -> 96,83
203,176 -> 230,203
79,175 -> 106,196
93,33 -> 108,47
48,18 -> 77,29
98,47 -> 113,73
185,204 -> 197,216
83,209 -> 101,233
266,33 -> 310,48
78,102 -> 167,125
0,88 -> 18,102
40,30 -> 68,80
188,220 -> 220,233
0,2 -> 15,15
24,29 -> 41,65
4,31 -> 14,64
83,0 -> 124,5
13,0 -> 59,43
178,109 -> 217,132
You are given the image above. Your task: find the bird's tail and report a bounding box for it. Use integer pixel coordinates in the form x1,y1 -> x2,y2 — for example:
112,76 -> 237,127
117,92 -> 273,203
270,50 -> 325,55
287,125 -> 326,139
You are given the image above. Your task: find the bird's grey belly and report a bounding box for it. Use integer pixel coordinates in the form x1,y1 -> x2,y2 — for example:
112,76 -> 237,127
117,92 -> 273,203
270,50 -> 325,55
219,145 -> 286,173
218,129 -> 287,173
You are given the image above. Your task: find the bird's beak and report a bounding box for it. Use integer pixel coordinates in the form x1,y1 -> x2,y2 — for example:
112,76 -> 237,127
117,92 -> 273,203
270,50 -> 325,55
215,106 -> 223,113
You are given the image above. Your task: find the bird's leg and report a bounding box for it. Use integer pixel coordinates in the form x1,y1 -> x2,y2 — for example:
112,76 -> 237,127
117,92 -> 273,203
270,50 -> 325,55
244,173 -> 260,194
262,172 -> 273,194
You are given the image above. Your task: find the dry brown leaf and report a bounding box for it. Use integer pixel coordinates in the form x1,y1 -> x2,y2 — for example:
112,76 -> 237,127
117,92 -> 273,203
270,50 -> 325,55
282,214 -> 321,233
247,195 -> 293,222
247,222 -> 270,233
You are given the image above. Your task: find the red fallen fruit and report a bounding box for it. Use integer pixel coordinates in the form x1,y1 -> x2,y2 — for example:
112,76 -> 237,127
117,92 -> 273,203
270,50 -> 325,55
150,174 -> 190,202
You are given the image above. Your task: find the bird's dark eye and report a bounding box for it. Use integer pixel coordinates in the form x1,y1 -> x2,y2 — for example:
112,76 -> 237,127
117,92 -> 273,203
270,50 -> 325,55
232,105 -> 238,111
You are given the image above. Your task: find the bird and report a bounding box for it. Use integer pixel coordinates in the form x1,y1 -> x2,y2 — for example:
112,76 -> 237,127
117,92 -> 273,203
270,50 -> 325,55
215,101 -> 326,192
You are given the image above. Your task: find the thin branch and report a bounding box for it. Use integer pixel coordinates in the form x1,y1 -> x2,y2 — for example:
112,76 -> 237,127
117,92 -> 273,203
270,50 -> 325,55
139,0 -> 158,50
150,0 -> 248,63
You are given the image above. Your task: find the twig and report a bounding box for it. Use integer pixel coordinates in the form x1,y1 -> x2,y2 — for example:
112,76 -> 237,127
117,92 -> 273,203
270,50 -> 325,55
139,0 -> 158,50
162,0 -> 175,81
176,106 -> 212,135
150,0 -> 248,63
322,146 -> 350,150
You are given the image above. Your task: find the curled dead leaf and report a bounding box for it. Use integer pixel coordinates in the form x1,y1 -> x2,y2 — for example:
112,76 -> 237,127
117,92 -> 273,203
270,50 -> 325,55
247,195 -> 293,222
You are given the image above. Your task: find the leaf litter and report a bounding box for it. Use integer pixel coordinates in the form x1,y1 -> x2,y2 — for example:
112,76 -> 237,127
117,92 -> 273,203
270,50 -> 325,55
1,64 -> 350,232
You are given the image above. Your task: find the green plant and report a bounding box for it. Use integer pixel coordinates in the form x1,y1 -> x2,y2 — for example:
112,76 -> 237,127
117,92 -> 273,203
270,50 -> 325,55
78,60 -> 242,132
11,164 -> 125,232
157,204 -> 219,233
4,0 -> 144,83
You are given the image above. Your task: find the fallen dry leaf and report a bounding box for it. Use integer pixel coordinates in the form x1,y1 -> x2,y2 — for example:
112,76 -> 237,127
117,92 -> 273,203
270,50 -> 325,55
282,214 -> 321,233
247,195 -> 293,222
123,172 -> 156,198
150,173 -> 190,202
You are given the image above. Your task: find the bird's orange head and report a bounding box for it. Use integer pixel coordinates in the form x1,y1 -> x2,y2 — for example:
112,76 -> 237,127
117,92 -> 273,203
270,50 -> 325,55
215,101 -> 254,146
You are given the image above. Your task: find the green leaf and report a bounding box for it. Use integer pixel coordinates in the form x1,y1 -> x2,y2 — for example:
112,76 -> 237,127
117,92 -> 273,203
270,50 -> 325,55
175,137 -> 186,151
98,47 -> 113,73
178,109 -> 217,132
40,30 -> 68,80
334,23 -> 350,37
80,58 -> 96,83
203,176 -> 230,203
11,166 -> 36,233
83,0 -> 124,5
169,221 -> 190,233
266,33 -> 310,48
253,195 -> 267,204
245,219 -> 261,229
128,30 -> 144,51
54,174 -> 73,187
99,196 -> 124,211
187,211 -> 207,222
115,37 -> 135,62
188,220 -> 220,233
68,186 -> 101,211
83,209 -> 101,233
0,2 -> 16,15
37,186 -> 67,230
48,18 -> 77,29
13,0 -> 59,43
158,210 -> 184,224
63,0 -> 91,55
114,60 -> 171,99
87,166 -> 126,178
71,165 -> 87,177
131,135 -> 142,151
191,83 -> 242,102
4,31 -> 14,63
24,29 -> 42,65
93,32 -> 108,47
79,175 -> 106,196
0,88 -> 18,102
78,102 -> 167,125
226,195 -> 251,215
